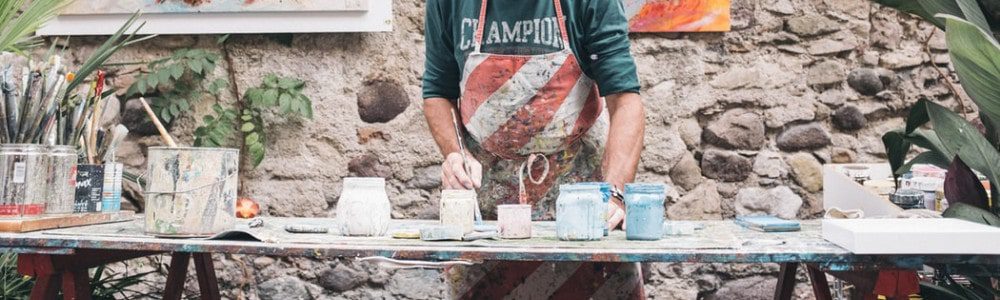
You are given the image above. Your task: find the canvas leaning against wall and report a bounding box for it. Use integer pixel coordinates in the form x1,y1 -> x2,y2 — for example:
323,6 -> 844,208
37,0 -> 391,35
624,0 -> 731,32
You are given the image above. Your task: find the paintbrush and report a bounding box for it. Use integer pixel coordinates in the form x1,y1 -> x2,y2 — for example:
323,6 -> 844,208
450,108 -> 488,229
100,124 -> 128,164
2,66 -> 20,142
139,97 -> 177,147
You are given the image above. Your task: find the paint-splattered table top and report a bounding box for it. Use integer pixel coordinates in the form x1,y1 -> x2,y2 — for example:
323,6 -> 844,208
0,217 -> 996,270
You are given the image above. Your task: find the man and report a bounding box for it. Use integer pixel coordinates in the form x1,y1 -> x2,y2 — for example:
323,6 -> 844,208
422,0 -> 646,298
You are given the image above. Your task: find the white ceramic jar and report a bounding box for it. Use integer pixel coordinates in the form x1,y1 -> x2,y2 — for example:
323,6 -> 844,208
336,177 -> 391,236
440,189 -> 477,233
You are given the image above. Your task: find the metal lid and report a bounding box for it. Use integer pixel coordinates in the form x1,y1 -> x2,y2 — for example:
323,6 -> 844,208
890,189 -> 925,208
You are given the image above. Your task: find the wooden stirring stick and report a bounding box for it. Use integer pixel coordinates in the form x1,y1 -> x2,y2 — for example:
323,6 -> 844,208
138,97 -> 178,147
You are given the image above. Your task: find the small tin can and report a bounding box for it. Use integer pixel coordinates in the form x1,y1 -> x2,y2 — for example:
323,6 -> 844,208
624,183 -> 667,241
556,184 -> 603,241
890,189 -> 924,209
497,204 -> 532,239
439,189 -> 477,234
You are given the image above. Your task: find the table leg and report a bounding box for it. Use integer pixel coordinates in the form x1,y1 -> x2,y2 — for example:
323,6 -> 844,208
193,253 -> 221,300
774,262 -> 799,300
806,265 -> 833,300
163,253 -> 191,300
61,269 -> 93,300
29,274 -> 60,300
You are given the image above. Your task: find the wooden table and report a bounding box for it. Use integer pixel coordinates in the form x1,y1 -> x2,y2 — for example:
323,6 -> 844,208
1,217 -> 998,299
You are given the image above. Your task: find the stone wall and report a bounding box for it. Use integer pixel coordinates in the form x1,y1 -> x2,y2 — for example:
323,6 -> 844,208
60,0 -> 958,298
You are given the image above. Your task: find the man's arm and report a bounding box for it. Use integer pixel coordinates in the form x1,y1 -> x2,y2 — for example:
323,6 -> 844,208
602,92 -> 645,229
424,98 -> 482,189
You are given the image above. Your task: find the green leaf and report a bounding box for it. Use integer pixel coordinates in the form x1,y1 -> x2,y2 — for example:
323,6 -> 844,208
942,15 -> 1000,126
279,92 -> 292,113
189,59 -> 203,74
264,74 -> 280,88
241,114 -> 253,121
262,89 -> 279,106
241,122 -> 255,132
212,103 -> 224,114
202,115 -> 215,123
953,0 -> 992,33
147,74 -> 159,89
217,34 -> 231,44
882,130 -> 912,178
246,132 -> 260,144
943,202 -> 1000,227
278,77 -> 302,90
896,150 -> 951,175
135,76 -> 148,94
874,0 -> 946,27
920,281 -> 974,300
158,68 -> 172,84
303,98 -> 313,119
177,99 -> 190,111
169,103 -> 181,117
249,142 -> 266,166
170,63 -> 184,80
925,101 -> 1000,196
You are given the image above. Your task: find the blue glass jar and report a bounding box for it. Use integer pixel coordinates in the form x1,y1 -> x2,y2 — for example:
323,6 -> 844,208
556,184 -> 603,241
576,182 -> 611,236
624,183 -> 667,241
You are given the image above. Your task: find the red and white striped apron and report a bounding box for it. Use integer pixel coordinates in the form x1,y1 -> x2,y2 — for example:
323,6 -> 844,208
447,0 -> 643,298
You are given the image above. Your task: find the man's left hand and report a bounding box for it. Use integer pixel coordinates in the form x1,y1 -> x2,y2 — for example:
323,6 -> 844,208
606,197 -> 625,230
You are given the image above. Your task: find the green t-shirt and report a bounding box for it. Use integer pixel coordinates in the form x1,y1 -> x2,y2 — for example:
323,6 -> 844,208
422,0 -> 640,100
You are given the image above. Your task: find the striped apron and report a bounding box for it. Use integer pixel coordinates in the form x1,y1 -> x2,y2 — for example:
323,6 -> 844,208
446,0 -> 644,298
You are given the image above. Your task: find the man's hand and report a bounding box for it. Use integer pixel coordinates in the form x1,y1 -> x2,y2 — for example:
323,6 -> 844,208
606,197 -> 625,230
441,151 -> 483,190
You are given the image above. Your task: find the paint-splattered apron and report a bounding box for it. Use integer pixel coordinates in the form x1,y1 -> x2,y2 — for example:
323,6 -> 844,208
446,0 -> 643,298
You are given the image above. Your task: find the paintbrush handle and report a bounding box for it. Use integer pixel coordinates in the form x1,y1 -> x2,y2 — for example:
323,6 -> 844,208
138,97 -> 177,148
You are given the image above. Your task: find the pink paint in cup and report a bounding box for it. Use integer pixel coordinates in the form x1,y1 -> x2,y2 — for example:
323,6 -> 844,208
497,204 -> 532,239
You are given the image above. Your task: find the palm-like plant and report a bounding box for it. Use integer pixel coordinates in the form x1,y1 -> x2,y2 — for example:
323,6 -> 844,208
0,0 -> 72,54
877,0 -> 1000,298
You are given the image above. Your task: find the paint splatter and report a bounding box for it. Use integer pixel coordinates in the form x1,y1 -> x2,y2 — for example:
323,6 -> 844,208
625,0 -> 731,32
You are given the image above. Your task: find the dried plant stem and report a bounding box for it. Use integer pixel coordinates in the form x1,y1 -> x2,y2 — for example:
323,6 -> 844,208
924,27 -> 970,119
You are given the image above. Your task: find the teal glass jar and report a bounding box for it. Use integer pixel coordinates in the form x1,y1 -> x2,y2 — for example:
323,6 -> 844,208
624,183 -> 667,241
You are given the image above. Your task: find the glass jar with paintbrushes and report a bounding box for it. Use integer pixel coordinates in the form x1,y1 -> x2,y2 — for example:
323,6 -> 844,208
0,53 -> 73,217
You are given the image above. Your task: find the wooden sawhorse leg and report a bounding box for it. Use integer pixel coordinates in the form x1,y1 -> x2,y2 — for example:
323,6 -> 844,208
774,263 -> 834,300
163,252 -> 221,300
17,249 -> 161,300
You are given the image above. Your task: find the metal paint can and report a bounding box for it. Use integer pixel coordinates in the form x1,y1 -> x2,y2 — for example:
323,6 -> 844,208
0,144 -> 48,217
577,182 -> 611,236
439,189 -> 476,233
556,184 -> 603,241
45,145 -> 76,214
497,204 -> 532,239
144,147 -> 239,237
624,183 -> 666,241
336,177 -> 391,237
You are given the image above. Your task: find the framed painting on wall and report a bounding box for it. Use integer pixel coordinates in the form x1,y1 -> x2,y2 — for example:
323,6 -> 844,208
623,0 -> 731,32
38,0 -> 392,35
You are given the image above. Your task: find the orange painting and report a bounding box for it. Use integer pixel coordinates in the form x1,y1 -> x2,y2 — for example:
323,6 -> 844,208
624,0 -> 731,32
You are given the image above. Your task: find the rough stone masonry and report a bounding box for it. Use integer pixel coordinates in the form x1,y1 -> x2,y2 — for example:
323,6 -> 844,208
57,0 -> 960,298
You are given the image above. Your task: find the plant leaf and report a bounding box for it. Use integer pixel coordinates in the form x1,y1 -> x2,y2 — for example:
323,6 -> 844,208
944,157 -> 990,210
874,0 -> 945,27
897,150 -> 951,175
926,100 -> 1000,193
942,14 -> 1000,126
262,89 -> 279,106
241,122 -> 255,132
943,202 -> 1000,227
882,130 -> 912,179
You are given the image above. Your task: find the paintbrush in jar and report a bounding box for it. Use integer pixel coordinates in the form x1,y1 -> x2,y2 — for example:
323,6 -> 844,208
450,108 -> 487,228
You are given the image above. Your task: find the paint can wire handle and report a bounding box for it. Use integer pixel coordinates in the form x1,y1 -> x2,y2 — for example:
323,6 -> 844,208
356,256 -> 477,269
142,171 -> 238,196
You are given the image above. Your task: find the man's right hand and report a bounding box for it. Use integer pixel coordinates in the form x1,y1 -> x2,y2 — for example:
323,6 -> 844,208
441,151 -> 482,190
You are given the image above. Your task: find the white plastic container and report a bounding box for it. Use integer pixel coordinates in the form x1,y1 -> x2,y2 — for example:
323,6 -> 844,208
336,177 -> 391,237
439,189 -> 476,233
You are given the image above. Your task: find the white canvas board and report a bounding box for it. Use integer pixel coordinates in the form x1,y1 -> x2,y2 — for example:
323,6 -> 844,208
822,218 -> 1000,254
37,0 -> 391,35
823,164 -> 903,218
